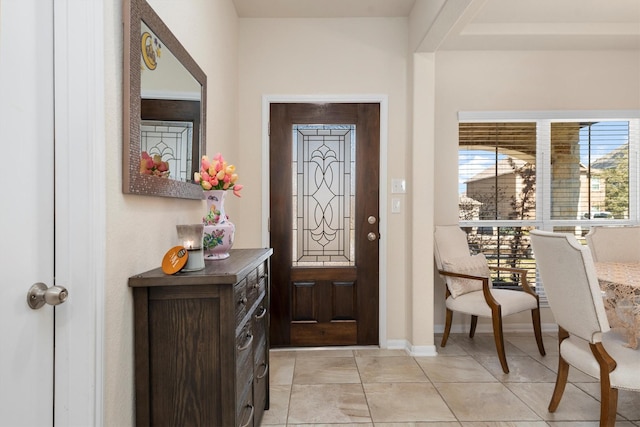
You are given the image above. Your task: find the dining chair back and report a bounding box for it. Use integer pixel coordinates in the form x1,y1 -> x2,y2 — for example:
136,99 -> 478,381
433,224 -> 474,290
530,229 -> 640,426
434,225 -> 545,374
586,225 -> 640,263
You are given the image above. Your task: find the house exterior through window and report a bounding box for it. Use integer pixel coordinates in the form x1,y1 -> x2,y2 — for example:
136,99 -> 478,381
458,111 -> 639,299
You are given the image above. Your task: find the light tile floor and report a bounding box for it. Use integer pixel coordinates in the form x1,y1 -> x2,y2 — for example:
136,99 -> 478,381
262,332 -> 640,426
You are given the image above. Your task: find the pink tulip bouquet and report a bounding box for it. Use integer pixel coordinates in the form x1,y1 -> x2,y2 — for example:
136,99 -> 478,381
194,153 -> 244,197
140,151 -> 170,178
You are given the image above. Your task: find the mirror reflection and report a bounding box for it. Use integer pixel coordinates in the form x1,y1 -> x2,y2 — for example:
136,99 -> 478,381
140,23 -> 201,182
140,22 -> 201,98
123,0 -> 207,199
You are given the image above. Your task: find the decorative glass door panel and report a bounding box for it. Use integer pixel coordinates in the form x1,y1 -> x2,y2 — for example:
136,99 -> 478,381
141,120 -> 193,182
292,125 -> 356,267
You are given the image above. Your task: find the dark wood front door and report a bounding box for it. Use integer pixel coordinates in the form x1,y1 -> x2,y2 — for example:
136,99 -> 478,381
269,103 -> 380,347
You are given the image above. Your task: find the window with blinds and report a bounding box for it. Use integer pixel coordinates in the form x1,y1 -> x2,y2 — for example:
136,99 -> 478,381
550,121 -> 629,221
459,122 -> 537,221
459,122 -> 537,288
458,114 -> 638,297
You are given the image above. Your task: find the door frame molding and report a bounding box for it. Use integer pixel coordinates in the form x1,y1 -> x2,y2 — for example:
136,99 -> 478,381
54,0 -> 105,424
261,94 -> 388,347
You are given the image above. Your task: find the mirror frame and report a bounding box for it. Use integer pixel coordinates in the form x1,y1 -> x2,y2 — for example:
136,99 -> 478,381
123,0 -> 207,199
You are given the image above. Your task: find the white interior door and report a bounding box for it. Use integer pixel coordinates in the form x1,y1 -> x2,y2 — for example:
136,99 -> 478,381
0,1 -> 56,425
1,0 -> 105,425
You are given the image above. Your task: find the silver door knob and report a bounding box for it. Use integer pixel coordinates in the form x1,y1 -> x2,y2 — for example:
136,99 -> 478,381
367,232 -> 377,241
27,282 -> 68,310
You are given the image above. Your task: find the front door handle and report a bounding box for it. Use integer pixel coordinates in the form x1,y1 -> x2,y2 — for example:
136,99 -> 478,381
367,232 -> 378,241
27,282 -> 68,310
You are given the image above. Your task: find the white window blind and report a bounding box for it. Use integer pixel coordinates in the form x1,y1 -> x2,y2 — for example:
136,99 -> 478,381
550,121 -> 630,222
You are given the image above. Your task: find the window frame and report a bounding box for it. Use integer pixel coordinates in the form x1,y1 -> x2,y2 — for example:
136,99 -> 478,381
457,110 -> 640,302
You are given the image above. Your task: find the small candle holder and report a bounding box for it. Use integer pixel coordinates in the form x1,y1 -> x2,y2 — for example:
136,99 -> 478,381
176,224 -> 205,272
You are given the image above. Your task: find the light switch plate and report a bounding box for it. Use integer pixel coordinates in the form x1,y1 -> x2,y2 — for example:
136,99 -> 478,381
391,178 -> 406,194
391,198 -> 401,213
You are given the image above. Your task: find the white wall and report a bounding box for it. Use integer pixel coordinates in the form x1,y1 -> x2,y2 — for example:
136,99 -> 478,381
103,1 -> 238,425
237,17 -> 413,343
431,49 -> 640,331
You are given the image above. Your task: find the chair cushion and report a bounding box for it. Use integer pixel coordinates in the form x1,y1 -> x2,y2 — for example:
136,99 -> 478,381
561,332 -> 640,391
446,288 -> 538,317
441,253 -> 491,298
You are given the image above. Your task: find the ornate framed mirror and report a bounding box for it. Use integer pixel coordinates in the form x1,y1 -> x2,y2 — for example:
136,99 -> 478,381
123,0 -> 206,199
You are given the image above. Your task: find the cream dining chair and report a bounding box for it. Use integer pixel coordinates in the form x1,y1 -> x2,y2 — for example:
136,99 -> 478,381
434,225 -> 545,374
585,225 -> 640,263
530,230 -> 640,426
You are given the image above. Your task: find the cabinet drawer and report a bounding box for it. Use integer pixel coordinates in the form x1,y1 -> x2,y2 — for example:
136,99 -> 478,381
236,389 -> 254,427
253,324 -> 268,420
236,323 -> 254,398
253,369 -> 267,427
253,331 -> 267,392
252,303 -> 267,365
247,262 -> 268,309
255,262 -> 267,299
257,261 -> 266,285
234,278 -> 248,326
245,267 -> 260,310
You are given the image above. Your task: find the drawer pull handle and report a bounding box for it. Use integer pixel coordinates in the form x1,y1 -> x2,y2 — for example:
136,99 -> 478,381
238,296 -> 248,305
239,404 -> 254,427
257,362 -> 269,379
255,307 -> 267,319
238,333 -> 254,351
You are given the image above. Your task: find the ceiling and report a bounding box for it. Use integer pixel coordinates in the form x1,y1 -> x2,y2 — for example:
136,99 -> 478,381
232,0 -> 416,18
232,0 -> 640,51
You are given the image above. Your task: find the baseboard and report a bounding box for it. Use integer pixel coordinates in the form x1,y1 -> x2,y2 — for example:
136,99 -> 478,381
381,323 -> 558,357
384,339 -> 410,352
383,339 -> 438,356
281,324 -> 559,358
433,322 -> 558,334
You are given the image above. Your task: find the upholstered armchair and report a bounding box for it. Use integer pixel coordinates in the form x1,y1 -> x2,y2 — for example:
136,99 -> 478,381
530,230 -> 640,426
434,225 -> 545,374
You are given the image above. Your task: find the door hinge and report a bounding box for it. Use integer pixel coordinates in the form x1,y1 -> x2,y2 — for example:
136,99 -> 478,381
268,121 -> 270,136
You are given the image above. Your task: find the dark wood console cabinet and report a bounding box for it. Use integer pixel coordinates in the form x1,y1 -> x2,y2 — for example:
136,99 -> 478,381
129,248 -> 272,427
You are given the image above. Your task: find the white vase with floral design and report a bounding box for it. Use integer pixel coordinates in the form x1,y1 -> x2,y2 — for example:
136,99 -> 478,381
202,190 -> 235,260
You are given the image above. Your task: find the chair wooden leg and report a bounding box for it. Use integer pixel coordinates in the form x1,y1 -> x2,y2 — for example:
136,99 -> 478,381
550,327 -> 570,412
590,341 -> 619,427
549,354 -> 570,412
441,308 -> 453,347
491,311 -> 509,374
469,315 -> 478,338
531,308 -> 546,356
599,386 -> 618,427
